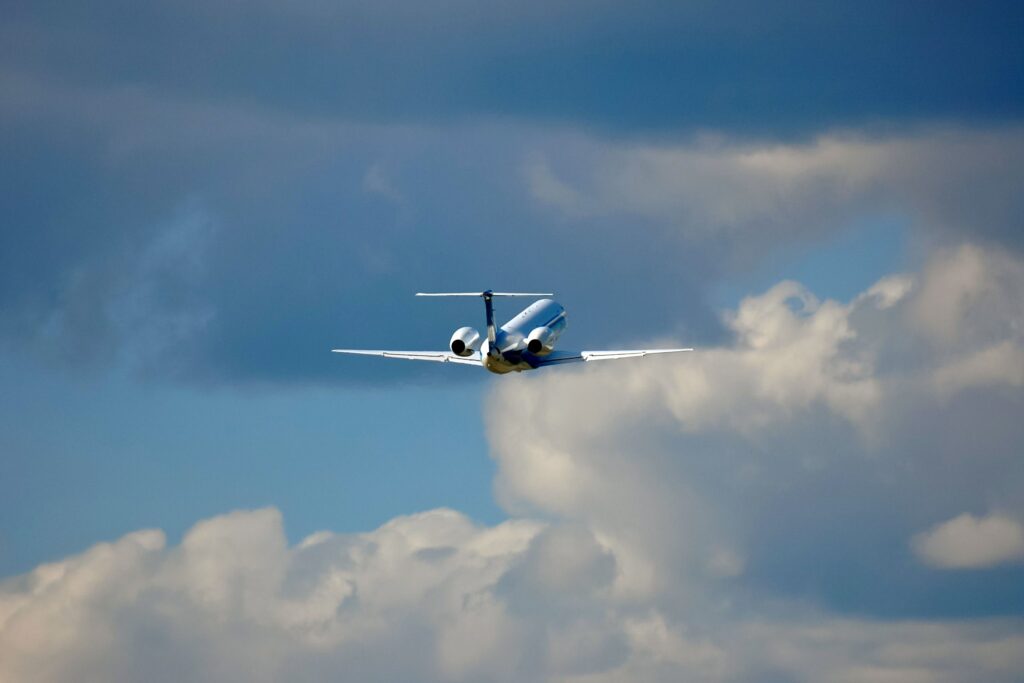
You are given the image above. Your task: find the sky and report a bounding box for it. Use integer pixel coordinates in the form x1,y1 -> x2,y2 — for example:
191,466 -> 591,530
2,2 -> 1024,681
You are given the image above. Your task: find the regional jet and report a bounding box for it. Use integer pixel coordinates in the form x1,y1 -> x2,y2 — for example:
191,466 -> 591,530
332,291 -> 692,374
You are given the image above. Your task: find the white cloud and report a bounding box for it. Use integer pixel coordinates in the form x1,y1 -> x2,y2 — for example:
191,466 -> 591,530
0,508 -> 551,683
931,341 -> 1024,398
524,128 -> 1024,257
913,513 -> 1024,570
486,243 -> 1024,606
2,508 -> 1024,683
910,244 -> 1024,347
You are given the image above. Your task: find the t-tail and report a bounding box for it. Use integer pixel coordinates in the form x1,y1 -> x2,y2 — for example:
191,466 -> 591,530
415,291 -> 553,355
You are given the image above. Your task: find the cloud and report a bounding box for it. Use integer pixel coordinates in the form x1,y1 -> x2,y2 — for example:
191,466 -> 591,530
29,201 -> 217,375
3,507 -> 1024,683
5,76 -> 736,382
486,243 -> 1024,614
913,513 -> 1024,570
4,1 -> 1022,133
526,128 -> 1024,257
5,75 -> 1024,385
4,62 -> 1024,385
0,507 -> 545,683
2,0 -> 1024,390
911,244 -> 1024,348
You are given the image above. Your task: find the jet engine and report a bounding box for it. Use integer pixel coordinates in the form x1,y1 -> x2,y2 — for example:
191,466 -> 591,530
526,326 -> 556,355
450,326 -> 482,356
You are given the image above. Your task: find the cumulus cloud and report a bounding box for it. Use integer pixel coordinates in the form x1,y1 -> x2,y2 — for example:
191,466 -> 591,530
913,513 -> 1024,570
486,243 -> 1024,611
3,507 -> 1024,683
0,508 -> 544,683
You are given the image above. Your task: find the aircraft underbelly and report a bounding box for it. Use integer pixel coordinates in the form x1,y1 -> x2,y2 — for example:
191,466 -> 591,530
482,353 -> 532,374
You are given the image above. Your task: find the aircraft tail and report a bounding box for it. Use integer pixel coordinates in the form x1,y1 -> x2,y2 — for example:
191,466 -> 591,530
415,290 -> 554,348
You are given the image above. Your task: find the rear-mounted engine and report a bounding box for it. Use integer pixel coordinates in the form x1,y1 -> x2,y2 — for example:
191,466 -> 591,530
450,326 -> 482,356
526,326 -> 555,355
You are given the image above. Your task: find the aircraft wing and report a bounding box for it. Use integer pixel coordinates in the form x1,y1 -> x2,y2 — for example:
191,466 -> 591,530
331,349 -> 483,366
533,348 -> 692,366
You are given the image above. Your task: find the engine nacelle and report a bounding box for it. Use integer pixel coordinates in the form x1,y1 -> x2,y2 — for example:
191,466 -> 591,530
450,326 -> 482,356
525,326 -> 556,355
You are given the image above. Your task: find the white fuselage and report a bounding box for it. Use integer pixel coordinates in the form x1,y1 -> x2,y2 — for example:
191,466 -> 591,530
480,298 -> 567,374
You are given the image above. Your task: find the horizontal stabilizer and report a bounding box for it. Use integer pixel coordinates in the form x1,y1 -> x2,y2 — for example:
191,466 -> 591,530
413,290 -> 552,296
416,291 -> 553,297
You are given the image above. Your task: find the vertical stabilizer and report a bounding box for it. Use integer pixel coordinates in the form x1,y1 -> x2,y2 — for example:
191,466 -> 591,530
415,291 -> 553,358
482,291 -> 497,345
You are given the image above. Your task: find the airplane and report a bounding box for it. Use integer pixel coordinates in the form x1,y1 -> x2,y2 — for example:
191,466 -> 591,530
332,291 -> 692,374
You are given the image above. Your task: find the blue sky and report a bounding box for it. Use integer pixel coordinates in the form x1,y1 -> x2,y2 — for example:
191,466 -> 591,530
2,3 -> 1024,681
0,354 -> 501,576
